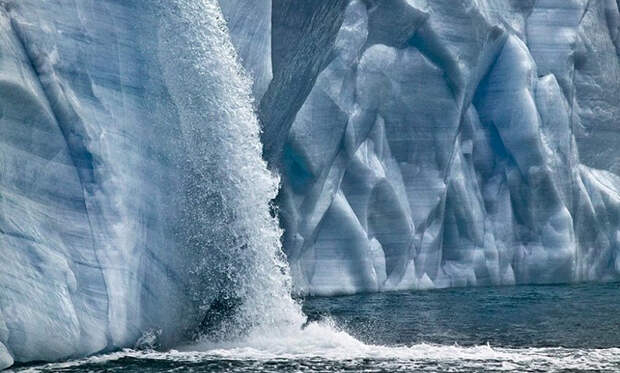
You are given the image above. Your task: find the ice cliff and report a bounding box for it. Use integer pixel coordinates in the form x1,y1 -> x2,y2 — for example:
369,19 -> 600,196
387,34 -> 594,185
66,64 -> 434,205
0,0 -> 619,368
235,0 -> 620,295
0,0 -> 299,368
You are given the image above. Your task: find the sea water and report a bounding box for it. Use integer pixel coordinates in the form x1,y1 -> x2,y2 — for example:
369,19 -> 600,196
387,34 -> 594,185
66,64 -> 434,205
15,282 -> 620,372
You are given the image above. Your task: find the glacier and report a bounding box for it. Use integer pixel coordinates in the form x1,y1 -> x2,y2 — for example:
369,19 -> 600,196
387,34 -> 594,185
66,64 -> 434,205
0,0 -> 618,368
256,0 -> 620,294
0,0 -> 303,368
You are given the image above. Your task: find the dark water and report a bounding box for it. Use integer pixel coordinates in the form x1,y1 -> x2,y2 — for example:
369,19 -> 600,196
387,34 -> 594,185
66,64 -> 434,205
303,282 -> 620,349
16,282 -> 620,372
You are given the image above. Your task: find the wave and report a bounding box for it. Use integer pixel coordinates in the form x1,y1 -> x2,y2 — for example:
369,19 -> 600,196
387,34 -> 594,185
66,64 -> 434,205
18,320 -> 620,372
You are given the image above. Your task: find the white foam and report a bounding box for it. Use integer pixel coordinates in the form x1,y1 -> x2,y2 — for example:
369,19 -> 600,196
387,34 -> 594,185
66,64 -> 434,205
185,320 -> 620,370
18,321 -> 620,372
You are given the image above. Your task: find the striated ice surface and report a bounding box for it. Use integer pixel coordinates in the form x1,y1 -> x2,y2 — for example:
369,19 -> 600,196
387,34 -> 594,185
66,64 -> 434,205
224,0 -> 620,295
0,0 -> 299,368
0,0 -> 618,368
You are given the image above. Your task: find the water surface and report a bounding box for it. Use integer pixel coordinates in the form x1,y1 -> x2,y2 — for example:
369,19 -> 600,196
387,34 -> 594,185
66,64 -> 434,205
17,282 -> 620,372
303,282 -> 620,348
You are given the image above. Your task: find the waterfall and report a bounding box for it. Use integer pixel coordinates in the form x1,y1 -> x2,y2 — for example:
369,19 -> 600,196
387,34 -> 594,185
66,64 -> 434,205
157,0 -> 305,338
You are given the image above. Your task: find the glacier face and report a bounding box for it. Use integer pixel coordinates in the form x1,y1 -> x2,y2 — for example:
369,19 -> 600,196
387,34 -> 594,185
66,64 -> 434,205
223,0 -> 620,295
0,0 -> 301,368
0,0 -> 618,368
0,1 -> 194,367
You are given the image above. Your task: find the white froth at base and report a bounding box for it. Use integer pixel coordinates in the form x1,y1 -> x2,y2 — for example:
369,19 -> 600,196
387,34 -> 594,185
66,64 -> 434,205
18,321 -> 620,372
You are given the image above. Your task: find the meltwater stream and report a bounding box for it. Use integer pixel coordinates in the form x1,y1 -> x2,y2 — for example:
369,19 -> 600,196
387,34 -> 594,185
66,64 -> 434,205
156,0 -> 305,338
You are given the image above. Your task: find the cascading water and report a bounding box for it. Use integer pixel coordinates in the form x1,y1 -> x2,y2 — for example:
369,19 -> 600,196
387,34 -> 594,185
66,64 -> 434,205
154,0 -> 374,352
156,0 -> 306,339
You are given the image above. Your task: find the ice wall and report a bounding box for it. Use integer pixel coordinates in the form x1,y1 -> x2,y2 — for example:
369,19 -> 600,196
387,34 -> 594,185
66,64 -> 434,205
223,0 -> 620,295
0,0 -> 298,368
0,2 -> 187,367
